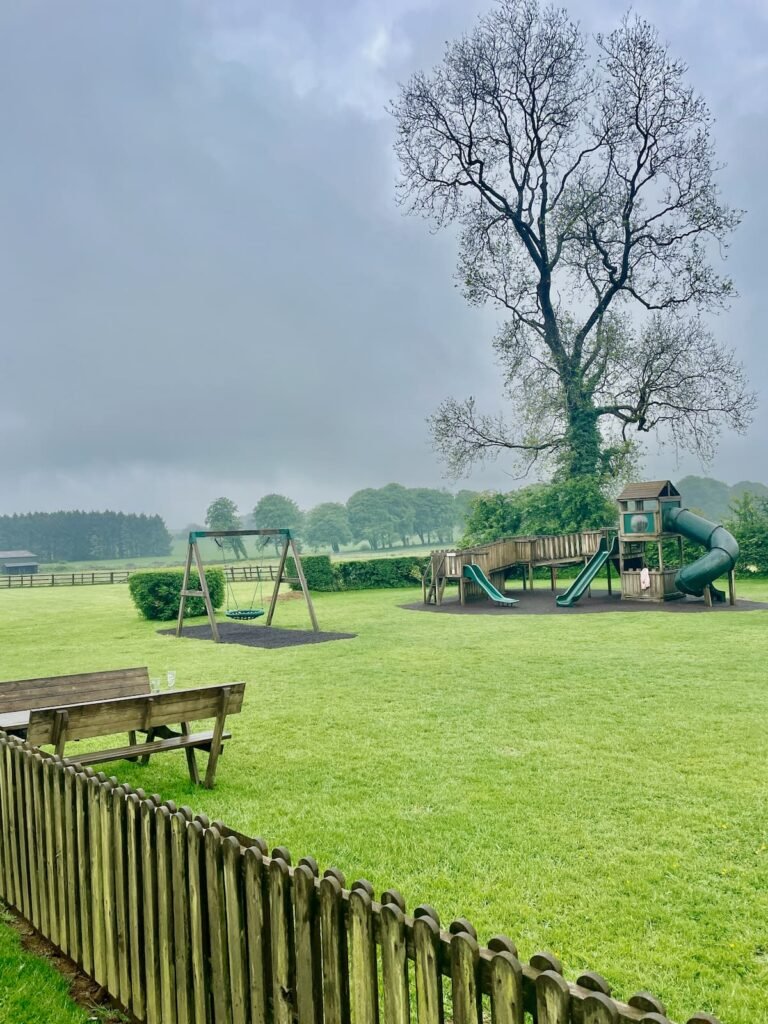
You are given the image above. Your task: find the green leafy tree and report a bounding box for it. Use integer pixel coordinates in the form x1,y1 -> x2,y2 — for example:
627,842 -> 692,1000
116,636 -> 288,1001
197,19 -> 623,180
410,488 -> 455,544
346,489 -> 393,550
252,493 -> 304,555
379,483 -> 415,546
305,503 -> 351,553
726,493 -> 768,574
393,2 -> 754,487
463,491 -> 528,546
463,478 -> 614,546
205,497 -> 247,559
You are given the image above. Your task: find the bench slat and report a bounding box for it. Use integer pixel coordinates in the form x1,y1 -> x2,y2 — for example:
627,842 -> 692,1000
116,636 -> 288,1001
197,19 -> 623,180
62,731 -> 232,767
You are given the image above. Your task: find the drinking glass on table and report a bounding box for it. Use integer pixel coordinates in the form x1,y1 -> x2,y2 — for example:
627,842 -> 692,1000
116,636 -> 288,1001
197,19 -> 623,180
166,670 -> 176,689
150,677 -> 161,694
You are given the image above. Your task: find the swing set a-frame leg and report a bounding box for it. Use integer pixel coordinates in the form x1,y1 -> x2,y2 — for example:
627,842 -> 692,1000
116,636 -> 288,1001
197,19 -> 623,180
176,538 -> 221,642
265,536 -> 319,632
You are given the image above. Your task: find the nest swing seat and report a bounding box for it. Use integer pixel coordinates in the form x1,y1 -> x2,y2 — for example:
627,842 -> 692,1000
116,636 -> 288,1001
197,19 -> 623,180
225,607 -> 265,621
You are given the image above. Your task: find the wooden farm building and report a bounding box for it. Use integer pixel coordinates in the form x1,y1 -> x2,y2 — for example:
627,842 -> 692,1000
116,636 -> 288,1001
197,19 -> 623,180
0,550 -> 39,575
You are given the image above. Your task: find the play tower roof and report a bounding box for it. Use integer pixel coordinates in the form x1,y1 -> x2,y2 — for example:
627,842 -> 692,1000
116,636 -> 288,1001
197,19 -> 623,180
616,480 -> 680,501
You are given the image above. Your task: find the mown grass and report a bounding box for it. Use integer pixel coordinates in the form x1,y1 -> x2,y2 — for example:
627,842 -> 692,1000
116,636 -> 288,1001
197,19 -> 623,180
0,911 -> 85,1024
1,580 -> 767,1023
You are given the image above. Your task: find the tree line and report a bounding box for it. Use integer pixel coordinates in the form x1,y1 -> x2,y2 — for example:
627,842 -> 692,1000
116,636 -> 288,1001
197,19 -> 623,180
203,485 -> 480,556
0,511 -> 172,562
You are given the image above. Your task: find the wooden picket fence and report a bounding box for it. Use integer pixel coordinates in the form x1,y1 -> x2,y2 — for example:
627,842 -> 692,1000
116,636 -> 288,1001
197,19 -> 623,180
0,732 -> 720,1024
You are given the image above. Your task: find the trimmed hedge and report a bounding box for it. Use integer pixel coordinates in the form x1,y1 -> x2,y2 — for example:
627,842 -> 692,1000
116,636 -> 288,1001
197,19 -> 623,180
286,555 -> 338,592
335,556 -> 428,589
288,555 -> 428,592
128,568 -> 225,621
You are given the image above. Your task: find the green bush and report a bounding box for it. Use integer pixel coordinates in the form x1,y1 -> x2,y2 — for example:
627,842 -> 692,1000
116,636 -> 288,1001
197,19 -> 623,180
286,555 -> 428,591
463,477 -> 615,545
286,555 -> 338,592
727,493 -> 768,576
128,568 -> 225,621
335,556 -> 428,590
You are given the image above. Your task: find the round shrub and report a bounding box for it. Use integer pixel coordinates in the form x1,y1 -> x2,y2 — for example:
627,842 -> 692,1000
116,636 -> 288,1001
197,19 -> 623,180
128,568 -> 225,621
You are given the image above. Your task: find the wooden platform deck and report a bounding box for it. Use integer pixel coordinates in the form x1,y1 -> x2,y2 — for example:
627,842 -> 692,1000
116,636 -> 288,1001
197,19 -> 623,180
424,530 -> 610,605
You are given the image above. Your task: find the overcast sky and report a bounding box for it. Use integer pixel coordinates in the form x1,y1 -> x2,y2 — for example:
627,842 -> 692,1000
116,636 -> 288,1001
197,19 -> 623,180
1,0 -> 765,525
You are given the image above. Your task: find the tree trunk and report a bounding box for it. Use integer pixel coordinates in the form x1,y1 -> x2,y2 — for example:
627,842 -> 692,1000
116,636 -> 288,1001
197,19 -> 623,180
560,390 -> 602,480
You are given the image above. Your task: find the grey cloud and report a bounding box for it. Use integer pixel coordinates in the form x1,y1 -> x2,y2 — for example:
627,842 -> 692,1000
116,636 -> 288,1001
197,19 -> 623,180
0,0 -> 765,523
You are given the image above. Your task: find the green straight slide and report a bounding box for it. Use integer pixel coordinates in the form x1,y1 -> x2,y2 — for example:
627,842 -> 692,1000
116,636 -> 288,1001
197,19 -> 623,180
463,563 -> 519,606
555,535 -> 619,607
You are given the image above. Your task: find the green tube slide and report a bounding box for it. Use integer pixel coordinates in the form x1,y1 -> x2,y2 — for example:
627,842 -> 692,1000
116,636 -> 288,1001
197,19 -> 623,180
663,506 -> 739,598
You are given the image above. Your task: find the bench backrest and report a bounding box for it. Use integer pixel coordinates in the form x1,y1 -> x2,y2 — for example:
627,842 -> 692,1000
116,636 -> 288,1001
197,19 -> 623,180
26,683 -> 246,746
0,667 -> 150,714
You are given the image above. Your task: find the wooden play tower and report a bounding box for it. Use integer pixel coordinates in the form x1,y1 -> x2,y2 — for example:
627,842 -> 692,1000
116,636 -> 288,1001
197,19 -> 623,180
615,480 -> 684,601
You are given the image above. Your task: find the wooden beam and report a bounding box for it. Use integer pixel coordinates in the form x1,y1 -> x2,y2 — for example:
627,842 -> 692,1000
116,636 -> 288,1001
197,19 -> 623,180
190,529 -> 289,539
266,536 -> 291,627
289,538 -> 319,632
175,540 -> 195,638
192,540 -> 220,643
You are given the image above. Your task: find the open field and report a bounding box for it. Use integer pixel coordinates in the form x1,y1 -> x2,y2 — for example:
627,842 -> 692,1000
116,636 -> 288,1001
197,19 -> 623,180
38,537 -> 440,573
1,580 -> 767,1022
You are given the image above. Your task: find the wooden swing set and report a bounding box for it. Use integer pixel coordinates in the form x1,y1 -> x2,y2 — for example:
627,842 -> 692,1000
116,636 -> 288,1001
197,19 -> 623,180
175,528 -> 318,642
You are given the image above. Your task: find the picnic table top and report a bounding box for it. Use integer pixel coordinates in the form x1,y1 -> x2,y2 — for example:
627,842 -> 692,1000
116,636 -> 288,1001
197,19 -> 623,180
0,711 -> 30,731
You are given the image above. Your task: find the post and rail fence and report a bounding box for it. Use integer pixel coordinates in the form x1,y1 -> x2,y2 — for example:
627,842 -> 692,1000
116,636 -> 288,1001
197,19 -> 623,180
0,564 -> 279,589
0,732 -> 720,1024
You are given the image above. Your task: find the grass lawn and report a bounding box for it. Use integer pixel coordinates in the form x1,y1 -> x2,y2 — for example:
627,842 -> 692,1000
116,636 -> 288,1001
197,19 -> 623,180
1,580 -> 767,1023
0,910 -> 86,1024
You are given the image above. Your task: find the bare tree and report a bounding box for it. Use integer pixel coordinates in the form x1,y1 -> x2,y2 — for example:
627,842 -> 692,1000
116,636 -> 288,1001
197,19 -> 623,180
392,0 -> 754,481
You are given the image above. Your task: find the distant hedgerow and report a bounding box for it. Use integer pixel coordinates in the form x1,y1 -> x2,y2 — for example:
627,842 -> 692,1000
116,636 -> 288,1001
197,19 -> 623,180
287,555 -> 428,592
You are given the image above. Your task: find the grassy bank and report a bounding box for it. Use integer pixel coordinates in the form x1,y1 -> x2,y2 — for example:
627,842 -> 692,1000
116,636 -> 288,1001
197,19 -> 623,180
0,580 -> 766,1022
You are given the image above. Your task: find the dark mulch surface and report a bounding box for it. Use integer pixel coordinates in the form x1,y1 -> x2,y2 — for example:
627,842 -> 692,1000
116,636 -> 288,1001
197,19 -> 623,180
402,587 -> 768,616
160,622 -> 357,647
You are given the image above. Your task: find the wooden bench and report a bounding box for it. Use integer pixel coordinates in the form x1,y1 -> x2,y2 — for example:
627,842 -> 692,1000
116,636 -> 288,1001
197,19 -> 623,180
0,667 -> 150,734
25,683 -> 245,789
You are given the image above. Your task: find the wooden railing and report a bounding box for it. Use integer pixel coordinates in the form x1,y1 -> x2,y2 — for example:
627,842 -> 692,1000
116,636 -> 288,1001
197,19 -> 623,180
429,531 -> 609,580
0,564 -> 278,589
0,733 -> 720,1024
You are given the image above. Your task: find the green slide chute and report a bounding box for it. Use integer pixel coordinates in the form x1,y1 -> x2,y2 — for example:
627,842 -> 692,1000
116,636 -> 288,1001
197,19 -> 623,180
555,535 -> 619,607
663,506 -> 739,598
462,563 -> 519,606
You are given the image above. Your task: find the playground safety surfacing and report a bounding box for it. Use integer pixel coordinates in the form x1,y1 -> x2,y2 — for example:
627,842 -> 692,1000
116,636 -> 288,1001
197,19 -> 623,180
159,623 -> 357,647
403,588 -> 768,615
